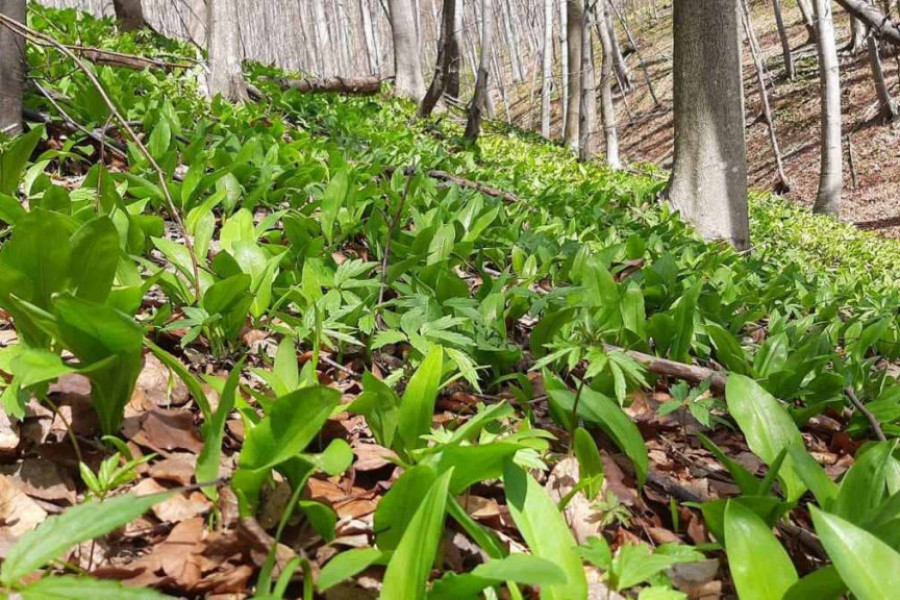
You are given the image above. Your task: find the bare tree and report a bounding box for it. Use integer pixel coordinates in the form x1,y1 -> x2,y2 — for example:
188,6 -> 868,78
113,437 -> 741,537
465,0 -> 495,143
848,17 -> 867,53
208,0 -> 248,101
447,5 -> 463,100
388,0 -> 426,100
112,0 -> 148,31
0,0 -> 25,136
772,0 -> 795,79
811,0 -> 842,216
419,0 -> 457,117
797,0 -> 818,42
578,2 -> 596,161
564,0 -> 584,151
359,0 -> 381,75
667,0 -> 749,250
559,0 -> 569,129
595,0 -> 620,168
541,0 -> 554,138
604,3 -> 631,90
868,32 -> 897,121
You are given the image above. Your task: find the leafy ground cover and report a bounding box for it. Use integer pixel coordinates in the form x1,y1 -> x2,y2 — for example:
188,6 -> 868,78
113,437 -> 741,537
3,6 -> 900,599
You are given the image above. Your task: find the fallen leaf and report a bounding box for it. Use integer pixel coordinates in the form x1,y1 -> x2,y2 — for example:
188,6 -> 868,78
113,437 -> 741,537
0,474 -> 47,536
1,458 -> 76,505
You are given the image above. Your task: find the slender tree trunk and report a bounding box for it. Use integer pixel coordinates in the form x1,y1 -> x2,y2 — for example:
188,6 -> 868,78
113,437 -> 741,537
208,0 -> 247,102
313,1 -> 333,78
811,0 -> 843,216
541,0 -> 554,137
609,0 -> 659,105
797,0 -> 818,42
465,0 -> 495,143
565,0 -> 584,151
772,0 -> 796,78
605,2 -> 631,89
447,5 -> 463,100
360,0 -> 381,75
560,0 -> 569,131
0,0 -> 25,137
578,4 -> 596,161
868,33 -> 898,121
389,0 -> 426,100
112,0 -> 147,31
849,17 -> 867,53
419,0 -> 457,117
503,0 -> 525,81
667,0 -> 749,250
596,0 -> 621,168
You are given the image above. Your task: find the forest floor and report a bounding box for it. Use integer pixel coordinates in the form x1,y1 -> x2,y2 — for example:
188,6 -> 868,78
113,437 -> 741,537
598,1 -> 900,236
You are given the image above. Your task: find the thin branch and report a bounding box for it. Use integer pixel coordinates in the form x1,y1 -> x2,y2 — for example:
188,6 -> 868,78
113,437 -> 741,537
845,385 -> 887,442
378,162 -> 417,313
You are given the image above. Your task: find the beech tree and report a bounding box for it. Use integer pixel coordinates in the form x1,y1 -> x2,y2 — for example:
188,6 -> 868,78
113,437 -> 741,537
208,0 -> 248,101
112,0 -> 148,31
540,0 -> 553,138
388,0 -> 426,100
0,0 -> 25,137
667,0 -> 749,250
564,0 -> 584,151
578,2 -> 596,161
811,0 -> 842,216
772,0 -> 795,79
419,0 -> 457,117
464,0 -> 494,143
594,0 -> 620,169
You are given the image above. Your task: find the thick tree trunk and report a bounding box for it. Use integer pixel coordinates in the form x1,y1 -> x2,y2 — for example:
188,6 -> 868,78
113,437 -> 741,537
564,0 -> 584,151
112,0 -> 147,31
0,0 -> 25,137
419,0 -> 457,117
868,35 -> 897,121
447,5 -> 463,100
797,0 -> 818,42
667,0 -> 749,250
208,0 -> 247,102
388,0 -> 426,100
772,0 -> 796,79
465,0 -> 494,143
578,5 -> 596,161
849,17 -> 867,53
596,0 -> 620,168
541,0 -> 554,138
811,0 -> 843,216
360,0 -> 381,75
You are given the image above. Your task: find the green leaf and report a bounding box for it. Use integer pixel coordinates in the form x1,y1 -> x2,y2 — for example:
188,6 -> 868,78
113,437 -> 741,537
238,386 -> 341,472
574,428 -> 604,500
670,283 -> 701,363
196,357 -> 244,499
832,441 -> 897,525
397,345 -> 444,454
318,548 -> 383,591
812,506 -> 900,600
69,217 -> 120,303
421,442 -> 522,494
375,465 -> 438,551
503,462 -> 588,600
381,469 -> 453,600
725,374 -> 806,501
612,543 -> 704,591
19,575 -> 175,599
706,323 -> 748,375
783,566 -> 845,600
1,125 -> 43,196
429,555 -> 567,600
724,500 -> 797,600
143,339 -> 212,420
1,492 -> 172,584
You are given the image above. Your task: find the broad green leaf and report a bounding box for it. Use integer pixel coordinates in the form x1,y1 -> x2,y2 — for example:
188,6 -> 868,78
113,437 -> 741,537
574,428 -> 605,500
724,500 -> 797,600
783,566 -> 845,600
670,283 -> 701,363
380,469 -> 453,600
375,465 -> 438,551
1,492 -> 172,584
832,440 -> 897,525
725,375 -> 806,501
69,217 -> 120,303
706,323 -> 748,375
20,575 -> 175,599
612,543 -> 704,591
318,548 -> 384,591
429,555 -> 566,600
503,462 -> 588,600
812,506 -> 900,600
397,345 -> 444,454
421,442 -> 522,494
0,125 -> 43,196
196,358 -> 244,499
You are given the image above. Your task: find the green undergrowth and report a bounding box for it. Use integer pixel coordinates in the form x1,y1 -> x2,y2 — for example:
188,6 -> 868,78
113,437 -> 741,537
4,5 -> 900,599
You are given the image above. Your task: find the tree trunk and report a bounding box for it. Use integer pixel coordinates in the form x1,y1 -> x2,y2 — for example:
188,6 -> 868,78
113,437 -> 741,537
811,0 -> 843,216
797,0 -> 818,42
667,0 -> 749,250
868,35 -> 897,121
388,0 -> 426,100
447,5 -> 463,100
112,0 -> 147,31
835,0 -> 900,45
208,0 -> 247,102
541,0 -> 554,138
578,5 -> 596,161
849,17 -> 867,53
0,0 -> 25,137
465,0 -> 495,143
605,3 -> 631,90
503,0 -> 525,81
564,0 -> 584,151
596,0 -> 621,168
772,0 -> 796,78
419,0 -> 457,117
360,0 -> 381,75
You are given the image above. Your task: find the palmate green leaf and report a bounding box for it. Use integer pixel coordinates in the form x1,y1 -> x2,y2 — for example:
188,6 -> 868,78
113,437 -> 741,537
196,357 -> 244,500
723,500 -> 797,600
503,461 -> 587,600
428,554 -> 566,600
380,469 -> 453,600
812,506 -> 900,600
611,543 -> 704,591
397,345 -> 444,454
725,374 -> 806,501
1,492 -> 172,584
237,385 -> 341,472
19,575 -> 175,599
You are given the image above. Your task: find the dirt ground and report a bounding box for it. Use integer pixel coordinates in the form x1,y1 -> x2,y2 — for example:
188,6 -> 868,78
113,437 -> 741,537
609,1 -> 900,236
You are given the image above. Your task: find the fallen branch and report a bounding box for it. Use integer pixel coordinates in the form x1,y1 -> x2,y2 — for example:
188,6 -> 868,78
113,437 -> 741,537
605,344 -> 729,394
69,45 -> 193,71
383,166 -> 521,204
845,385 -> 887,441
259,75 -> 383,96
835,0 -> 900,46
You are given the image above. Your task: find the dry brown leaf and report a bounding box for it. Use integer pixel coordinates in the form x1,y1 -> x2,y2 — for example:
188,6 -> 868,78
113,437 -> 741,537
1,458 -> 76,505
134,353 -> 189,408
130,408 -> 203,454
0,410 -> 20,454
132,479 -> 212,523
148,454 -> 196,486
352,443 -> 397,472
0,474 -> 47,537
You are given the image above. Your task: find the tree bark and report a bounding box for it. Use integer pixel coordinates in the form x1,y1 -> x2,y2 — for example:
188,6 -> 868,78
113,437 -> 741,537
419,0 -> 457,117
541,0 -> 554,138
360,0 -> 381,75
667,0 -> 749,250
605,2 -> 631,90
811,0 -> 843,216
595,0 -> 621,168
559,0 -> 569,131
388,0 -> 426,100
0,0 -> 25,137
835,0 -> 900,46
849,17 -> 867,53
578,4 -> 596,161
447,4 -> 463,100
564,0 -> 584,151
503,0 -> 524,81
772,0 -> 796,79
465,0 -> 494,143
208,0 -> 247,102
112,0 -> 147,31
868,34 -> 897,121
797,0 -> 818,42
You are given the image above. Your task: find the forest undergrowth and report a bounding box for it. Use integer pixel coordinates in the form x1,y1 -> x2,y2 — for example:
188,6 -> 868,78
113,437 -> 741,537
4,6 -> 900,600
